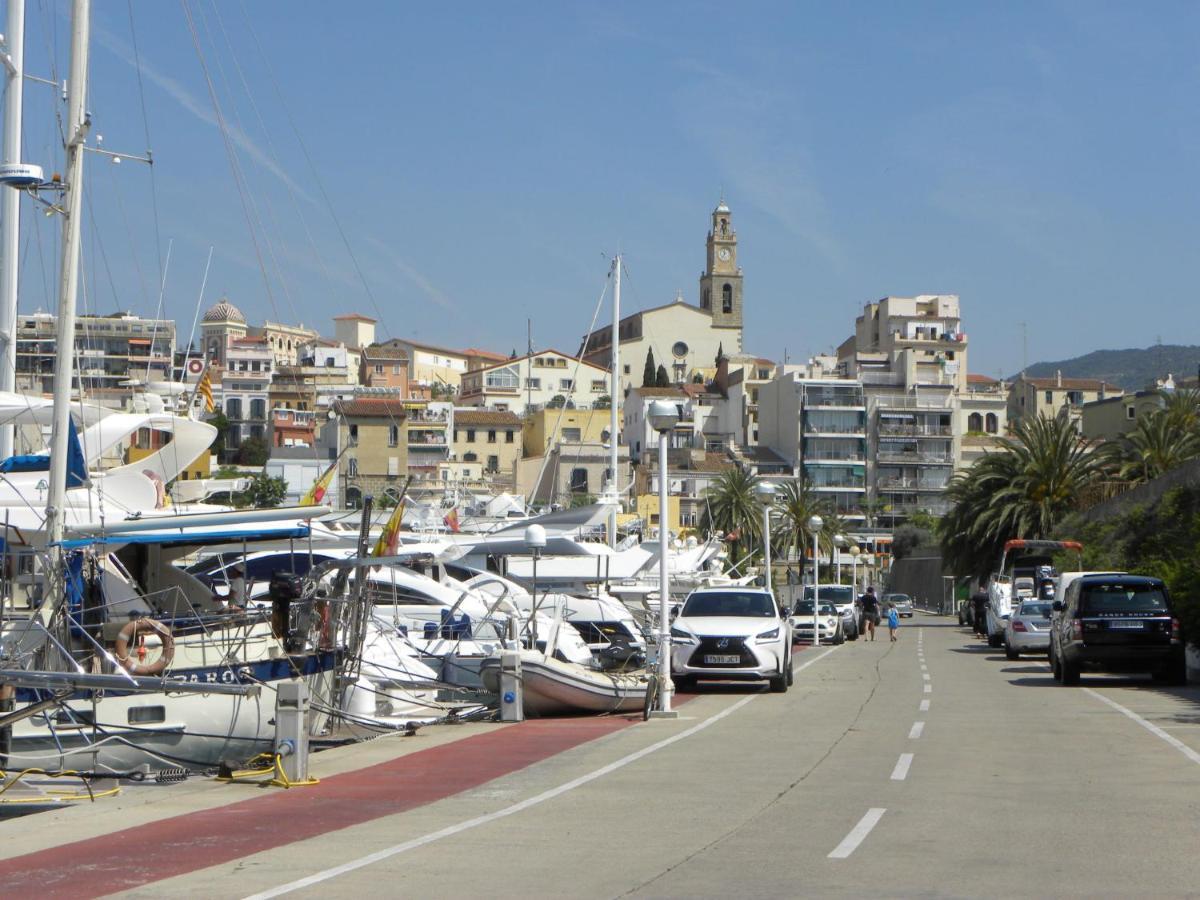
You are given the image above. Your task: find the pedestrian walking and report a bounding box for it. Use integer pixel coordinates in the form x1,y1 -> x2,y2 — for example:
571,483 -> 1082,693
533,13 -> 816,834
887,602 -> 900,641
859,586 -> 880,641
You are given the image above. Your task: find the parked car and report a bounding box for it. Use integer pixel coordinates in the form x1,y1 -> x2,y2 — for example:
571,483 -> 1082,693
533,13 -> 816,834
884,593 -> 914,617
790,599 -> 843,645
802,584 -> 859,640
1048,574 -> 1185,685
1004,598 -> 1053,659
670,588 -> 793,692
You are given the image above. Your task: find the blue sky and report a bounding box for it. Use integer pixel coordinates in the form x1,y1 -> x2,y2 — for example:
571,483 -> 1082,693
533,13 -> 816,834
11,2 -> 1200,377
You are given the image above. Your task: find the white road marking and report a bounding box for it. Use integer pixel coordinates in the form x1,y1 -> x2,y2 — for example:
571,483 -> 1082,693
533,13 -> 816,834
919,699 -> 930,712
243,648 -> 839,899
1083,687 -> 1200,766
923,683 -> 932,693
920,664 -> 927,672
891,753 -> 914,781
828,808 -> 887,859
922,672 -> 931,681
909,721 -> 925,739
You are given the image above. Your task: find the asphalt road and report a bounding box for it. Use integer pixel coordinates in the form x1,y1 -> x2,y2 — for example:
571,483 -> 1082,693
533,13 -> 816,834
136,613 -> 1200,899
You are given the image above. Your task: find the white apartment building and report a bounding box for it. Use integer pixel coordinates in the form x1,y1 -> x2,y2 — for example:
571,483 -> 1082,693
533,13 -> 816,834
459,349 -> 610,415
221,335 -> 273,451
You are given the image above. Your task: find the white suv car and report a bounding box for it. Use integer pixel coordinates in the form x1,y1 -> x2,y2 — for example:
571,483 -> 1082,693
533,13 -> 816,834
670,587 -> 793,692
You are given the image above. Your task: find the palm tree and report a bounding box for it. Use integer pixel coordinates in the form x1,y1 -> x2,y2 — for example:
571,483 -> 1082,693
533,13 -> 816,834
940,411 -> 1114,578
1118,408 -> 1200,482
702,467 -> 761,569
773,478 -> 828,582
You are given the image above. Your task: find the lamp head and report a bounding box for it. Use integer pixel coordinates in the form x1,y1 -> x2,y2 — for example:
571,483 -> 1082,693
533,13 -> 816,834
647,399 -> 681,433
753,481 -> 776,503
808,514 -> 824,532
835,533 -> 846,546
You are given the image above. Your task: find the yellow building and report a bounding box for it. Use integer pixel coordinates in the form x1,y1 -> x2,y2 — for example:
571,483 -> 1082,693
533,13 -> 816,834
334,397 -> 409,508
633,492 -> 681,535
451,409 -> 522,484
523,407 -> 614,457
128,443 -> 210,482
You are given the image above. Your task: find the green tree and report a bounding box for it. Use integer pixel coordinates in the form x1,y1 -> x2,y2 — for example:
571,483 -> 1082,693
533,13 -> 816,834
206,410 -> 230,460
243,473 -> 287,508
642,348 -> 657,388
236,436 -> 269,466
701,468 -> 762,568
773,478 -> 829,582
594,394 -> 611,409
1118,408 -> 1200,483
655,364 -> 670,387
546,394 -> 568,409
940,412 -> 1114,578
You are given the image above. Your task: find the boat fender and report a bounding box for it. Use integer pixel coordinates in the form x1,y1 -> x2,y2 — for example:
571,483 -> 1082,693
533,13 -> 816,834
114,618 -> 175,676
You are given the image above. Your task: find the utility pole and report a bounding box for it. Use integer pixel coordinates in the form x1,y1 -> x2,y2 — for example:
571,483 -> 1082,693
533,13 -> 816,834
609,254 -> 620,549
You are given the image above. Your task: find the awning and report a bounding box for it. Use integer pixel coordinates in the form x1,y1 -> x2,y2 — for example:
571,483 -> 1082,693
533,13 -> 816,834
59,525 -> 310,550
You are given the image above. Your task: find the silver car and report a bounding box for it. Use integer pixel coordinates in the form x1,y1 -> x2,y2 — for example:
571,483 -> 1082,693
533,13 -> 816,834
1004,598 -> 1053,659
884,593 -> 914,618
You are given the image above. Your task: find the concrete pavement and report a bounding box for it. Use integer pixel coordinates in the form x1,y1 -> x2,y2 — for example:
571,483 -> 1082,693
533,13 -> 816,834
5,613 -> 1200,898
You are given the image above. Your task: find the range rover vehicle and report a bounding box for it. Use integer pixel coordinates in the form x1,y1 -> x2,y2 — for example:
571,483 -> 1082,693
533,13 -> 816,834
1049,574 -> 1185,685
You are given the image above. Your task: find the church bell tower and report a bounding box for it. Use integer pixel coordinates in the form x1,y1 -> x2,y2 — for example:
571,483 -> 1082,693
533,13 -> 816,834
699,199 -> 743,347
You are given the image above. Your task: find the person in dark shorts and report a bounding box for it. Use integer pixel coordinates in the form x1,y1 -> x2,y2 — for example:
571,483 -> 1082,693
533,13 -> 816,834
859,586 -> 880,641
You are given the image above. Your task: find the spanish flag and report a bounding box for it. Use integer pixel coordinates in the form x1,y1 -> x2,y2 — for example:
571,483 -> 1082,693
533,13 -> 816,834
300,456 -> 338,506
372,495 -> 407,557
443,508 -> 460,533
196,367 -> 215,413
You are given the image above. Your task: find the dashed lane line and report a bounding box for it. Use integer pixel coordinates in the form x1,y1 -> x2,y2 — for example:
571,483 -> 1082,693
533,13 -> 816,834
923,684 -> 932,693
828,808 -> 887,859
919,699 -> 930,712
909,722 -> 925,740
891,753 -> 914,781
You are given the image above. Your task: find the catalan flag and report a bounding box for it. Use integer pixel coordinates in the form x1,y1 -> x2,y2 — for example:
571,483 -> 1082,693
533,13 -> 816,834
443,508 -> 460,533
196,367 -> 215,413
300,456 -> 339,506
372,495 -> 407,558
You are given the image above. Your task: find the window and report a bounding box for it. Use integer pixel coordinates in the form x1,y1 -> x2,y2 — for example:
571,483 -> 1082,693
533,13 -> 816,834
985,413 -> 998,434
591,380 -> 606,392
623,364 -> 630,375
375,364 -> 384,374
1126,406 -> 1136,420
968,412 -> 983,432
486,455 -> 499,473
560,379 -> 574,391
466,429 -> 476,443
563,427 -> 582,442
349,424 -> 359,441
702,287 -> 711,309
487,429 -> 497,443
348,457 -> 359,477
505,430 -> 514,443
463,452 -> 478,462
129,706 -> 166,724
525,377 -> 541,389
393,365 -> 402,375
1067,391 -> 1083,406
721,283 -> 733,313
1045,391 -> 1053,404
569,467 -> 588,493
388,424 -> 400,447
226,398 -> 242,419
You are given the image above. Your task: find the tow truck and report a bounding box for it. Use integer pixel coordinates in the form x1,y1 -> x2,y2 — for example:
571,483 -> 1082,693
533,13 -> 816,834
984,539 -> 1082,648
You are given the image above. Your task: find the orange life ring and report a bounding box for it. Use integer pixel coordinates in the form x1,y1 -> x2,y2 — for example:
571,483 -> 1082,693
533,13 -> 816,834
114,618 -> 175,676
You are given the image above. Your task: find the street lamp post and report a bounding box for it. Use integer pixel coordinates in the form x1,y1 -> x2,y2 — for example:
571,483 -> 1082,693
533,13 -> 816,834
808,514 -> 823,646
524,524 -> 546,646
754,482 -> 776,595
648,400 -> 680,718
834,533 -> 845,584
849,544 -> 861,594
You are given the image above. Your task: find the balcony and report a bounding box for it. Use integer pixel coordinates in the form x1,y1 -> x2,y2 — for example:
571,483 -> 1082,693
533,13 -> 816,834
876,451 -> 954,465
877,477 -> 950,492
803,424 -> 866,436
877,423 -> 952,437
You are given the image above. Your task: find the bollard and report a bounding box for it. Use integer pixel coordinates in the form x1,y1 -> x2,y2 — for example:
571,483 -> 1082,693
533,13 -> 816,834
274,681 -> 310,784
498,649 -> 523,722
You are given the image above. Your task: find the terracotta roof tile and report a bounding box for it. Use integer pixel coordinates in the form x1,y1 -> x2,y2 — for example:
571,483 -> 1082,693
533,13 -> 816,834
967,373 -> 998,384
334,398 -> 409,418
333,313 -> 377,322
454,409 -> 523,427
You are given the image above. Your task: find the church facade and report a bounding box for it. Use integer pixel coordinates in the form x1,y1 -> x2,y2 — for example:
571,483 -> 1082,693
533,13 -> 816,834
581,200 -> 746,394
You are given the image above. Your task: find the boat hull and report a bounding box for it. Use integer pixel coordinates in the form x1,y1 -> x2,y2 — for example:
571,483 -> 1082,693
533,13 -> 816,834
480,651 -> 647,716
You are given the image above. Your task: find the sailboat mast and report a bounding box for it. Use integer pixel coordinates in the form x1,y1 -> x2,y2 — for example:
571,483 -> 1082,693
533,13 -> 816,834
608,254 -> 620,549
0,0 -> 27,458
44,0 -> 90,549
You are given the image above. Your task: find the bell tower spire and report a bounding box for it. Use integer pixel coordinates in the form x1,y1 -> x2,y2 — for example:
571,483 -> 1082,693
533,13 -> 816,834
699,198 -> 743,349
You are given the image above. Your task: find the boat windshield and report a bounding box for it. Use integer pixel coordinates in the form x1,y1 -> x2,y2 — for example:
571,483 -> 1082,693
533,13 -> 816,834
681,591 -> 776,618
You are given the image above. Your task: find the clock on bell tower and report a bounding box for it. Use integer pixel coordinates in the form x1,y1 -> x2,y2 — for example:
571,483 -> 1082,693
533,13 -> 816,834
699,198 -> 743,344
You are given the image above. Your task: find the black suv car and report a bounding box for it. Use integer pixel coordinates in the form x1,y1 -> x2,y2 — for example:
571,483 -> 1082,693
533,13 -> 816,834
1049,574 -> 1185,685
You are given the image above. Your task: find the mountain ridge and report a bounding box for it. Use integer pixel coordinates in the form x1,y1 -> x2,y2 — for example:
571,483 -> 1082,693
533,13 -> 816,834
1009,344 -> 1200,392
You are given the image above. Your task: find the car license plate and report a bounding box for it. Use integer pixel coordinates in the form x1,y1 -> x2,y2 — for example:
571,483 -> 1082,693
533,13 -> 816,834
704,654 -> 741,664
1110,620 -> 1144,630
